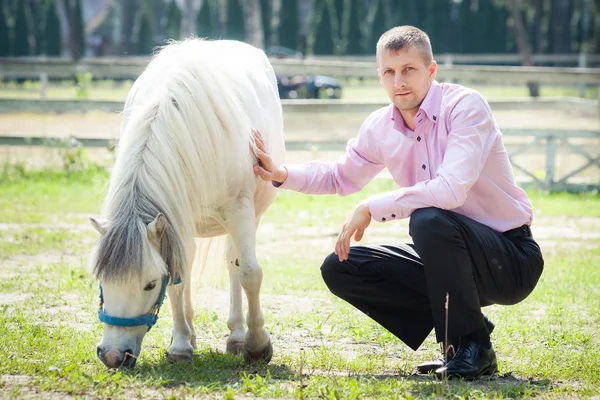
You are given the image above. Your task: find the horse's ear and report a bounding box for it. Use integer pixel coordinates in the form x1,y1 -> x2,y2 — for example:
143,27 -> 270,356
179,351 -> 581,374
89,217 -> 107,235
147,213 -> 166,248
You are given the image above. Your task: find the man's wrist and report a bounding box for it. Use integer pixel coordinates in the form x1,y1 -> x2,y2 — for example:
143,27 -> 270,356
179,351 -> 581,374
275,165 -> 288,183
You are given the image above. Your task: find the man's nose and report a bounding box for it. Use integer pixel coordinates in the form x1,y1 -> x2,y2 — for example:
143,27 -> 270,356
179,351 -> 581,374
394,74 -> 406,88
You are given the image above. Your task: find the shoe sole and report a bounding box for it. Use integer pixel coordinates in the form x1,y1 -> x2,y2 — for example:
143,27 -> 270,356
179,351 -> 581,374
436,362 -> 498,380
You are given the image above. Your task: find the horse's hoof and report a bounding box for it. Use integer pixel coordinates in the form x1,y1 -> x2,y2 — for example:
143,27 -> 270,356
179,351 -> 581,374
226,340 -> 245,355
165,350 -> 194,363
243,339 -> 273,364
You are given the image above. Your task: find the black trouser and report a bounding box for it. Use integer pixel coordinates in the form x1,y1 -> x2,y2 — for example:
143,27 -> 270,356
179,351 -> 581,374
320,207 -> 544,351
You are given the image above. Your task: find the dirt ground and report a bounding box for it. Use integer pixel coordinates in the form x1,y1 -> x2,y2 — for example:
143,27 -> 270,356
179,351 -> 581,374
0,106 -> 598,142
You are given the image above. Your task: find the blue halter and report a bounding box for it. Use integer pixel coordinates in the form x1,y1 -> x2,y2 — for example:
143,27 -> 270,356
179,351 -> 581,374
98,274 -> 182,331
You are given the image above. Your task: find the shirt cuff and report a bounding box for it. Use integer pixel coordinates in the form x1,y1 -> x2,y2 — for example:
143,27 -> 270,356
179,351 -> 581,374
368,192 -> 400,222
272,164 -> 306,191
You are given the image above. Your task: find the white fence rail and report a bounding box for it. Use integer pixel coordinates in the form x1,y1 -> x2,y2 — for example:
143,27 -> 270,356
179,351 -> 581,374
0,57 -> 599,86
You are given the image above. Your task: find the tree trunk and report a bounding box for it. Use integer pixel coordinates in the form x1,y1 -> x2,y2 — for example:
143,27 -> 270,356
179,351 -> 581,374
62,0 -> 80,59
244,0 -> 264,48
552,0 -> 571,53
532,0 -> 543,53
180,0 -> 196,38
508,0 -> 539,97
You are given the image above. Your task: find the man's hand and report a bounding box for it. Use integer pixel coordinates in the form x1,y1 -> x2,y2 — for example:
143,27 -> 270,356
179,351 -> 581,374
252,129 -> 288,183
335,202 -> 372,262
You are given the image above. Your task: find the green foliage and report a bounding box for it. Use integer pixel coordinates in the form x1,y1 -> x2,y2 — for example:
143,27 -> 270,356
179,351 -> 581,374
196,0 -> 214,39
346,0 -> 365,55
226,0 -> 245,41
43,0 -> 62,56
13,0 -> 32,56
278,0 -> 298,50
0,0 -> 10,56
313,0 -> 335,55
43,136 -> 104,175
390,0 -> 418,27
74,0 -> 86,56
163,0 -> 182,40
74,72 -> 93,99
136,8 -> 155,55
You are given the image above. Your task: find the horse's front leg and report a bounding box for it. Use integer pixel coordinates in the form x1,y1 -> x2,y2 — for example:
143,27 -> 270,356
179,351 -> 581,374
225,237 -> 247,355
224,193 -> 272,363
165,277 -> 195,363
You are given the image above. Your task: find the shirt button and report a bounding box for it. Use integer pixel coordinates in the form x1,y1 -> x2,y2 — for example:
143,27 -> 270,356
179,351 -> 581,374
391,214 -> 396,218
417,136 -> 421,142
433,115 -> 437,121
422,164 -> 426,170
381,217 -> 386,221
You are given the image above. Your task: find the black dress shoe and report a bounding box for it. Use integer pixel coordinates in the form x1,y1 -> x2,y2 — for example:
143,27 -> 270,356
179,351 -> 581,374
434,341 -> 498,379
416,316 -> 495,374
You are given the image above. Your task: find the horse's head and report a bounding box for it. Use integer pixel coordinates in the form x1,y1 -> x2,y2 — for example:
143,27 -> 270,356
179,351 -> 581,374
89,214 -> 170,368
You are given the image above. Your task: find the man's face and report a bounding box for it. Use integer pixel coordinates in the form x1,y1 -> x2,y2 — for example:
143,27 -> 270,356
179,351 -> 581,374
378,46 -> 437,115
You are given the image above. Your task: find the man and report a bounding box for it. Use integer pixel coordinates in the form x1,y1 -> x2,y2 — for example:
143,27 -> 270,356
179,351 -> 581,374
253,26 -> 544,379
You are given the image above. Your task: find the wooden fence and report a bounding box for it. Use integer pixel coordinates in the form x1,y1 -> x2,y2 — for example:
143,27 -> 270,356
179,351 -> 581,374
0,57 -> 599,86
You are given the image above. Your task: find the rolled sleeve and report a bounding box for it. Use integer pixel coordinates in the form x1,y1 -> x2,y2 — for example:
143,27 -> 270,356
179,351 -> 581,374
274,164 -> 307,191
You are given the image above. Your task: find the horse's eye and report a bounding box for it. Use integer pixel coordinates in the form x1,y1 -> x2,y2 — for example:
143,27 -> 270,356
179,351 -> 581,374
144,281 -> 157,291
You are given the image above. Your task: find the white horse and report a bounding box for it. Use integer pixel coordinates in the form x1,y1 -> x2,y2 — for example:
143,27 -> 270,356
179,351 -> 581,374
89,39 -> 285,368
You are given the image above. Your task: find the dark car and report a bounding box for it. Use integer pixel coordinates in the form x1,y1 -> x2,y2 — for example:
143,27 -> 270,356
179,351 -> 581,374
276,74 -> 343,100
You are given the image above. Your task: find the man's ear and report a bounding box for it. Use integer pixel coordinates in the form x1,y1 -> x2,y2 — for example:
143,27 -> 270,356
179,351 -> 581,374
429,60 -> 438,81
89,217 -> 107,235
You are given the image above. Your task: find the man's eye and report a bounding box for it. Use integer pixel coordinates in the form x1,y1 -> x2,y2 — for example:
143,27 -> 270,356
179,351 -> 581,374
144,281 -> 157,291
404,67 -> 414,72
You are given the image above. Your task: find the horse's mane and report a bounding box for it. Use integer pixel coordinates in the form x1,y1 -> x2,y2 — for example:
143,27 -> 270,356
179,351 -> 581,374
92,39 -> 260,282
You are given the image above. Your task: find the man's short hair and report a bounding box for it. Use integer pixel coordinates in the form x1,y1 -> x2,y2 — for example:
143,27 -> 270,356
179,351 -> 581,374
376,26 -> 433,65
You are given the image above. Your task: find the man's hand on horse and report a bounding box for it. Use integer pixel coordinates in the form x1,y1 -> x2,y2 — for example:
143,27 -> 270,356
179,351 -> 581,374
251,129 -> 288,183
335,202 -> 372,262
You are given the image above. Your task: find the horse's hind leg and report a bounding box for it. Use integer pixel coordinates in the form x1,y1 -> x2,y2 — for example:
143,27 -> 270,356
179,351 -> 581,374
225,237 -> 246,355
224,192 -> 272,363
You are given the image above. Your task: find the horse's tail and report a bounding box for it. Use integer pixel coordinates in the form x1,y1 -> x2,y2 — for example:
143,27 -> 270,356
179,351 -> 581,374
190,236 -> 228,293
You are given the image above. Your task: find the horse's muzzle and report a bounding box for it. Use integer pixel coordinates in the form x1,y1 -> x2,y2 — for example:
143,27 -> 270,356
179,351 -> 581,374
97,346 -> 137,369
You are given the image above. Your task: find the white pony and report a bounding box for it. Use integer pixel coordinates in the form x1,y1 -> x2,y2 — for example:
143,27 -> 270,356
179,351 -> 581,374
89,39 -> 285,368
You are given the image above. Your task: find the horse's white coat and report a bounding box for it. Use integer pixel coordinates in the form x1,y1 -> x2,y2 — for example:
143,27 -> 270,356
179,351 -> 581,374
90,39 -> 285,367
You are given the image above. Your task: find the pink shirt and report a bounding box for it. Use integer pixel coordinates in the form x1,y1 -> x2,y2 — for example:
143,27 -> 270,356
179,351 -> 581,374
278,81 -> 533,232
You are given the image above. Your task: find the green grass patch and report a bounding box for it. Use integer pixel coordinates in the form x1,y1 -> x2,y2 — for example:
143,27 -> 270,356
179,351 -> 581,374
0,168 -> 599,398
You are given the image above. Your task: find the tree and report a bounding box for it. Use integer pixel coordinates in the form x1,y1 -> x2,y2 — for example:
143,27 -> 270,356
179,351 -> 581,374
244,0 -> 264,48
551,0 -> 572,53
508,0 -> 539,96
313,0 -> 334,55
367,0 -> 389,54
180,0 -> 196,37
346,0 -> 365,54
14,0 -> 33,56
226,0 -> 245,41
0,0 -> 10,56
164,0 -> 182,40
196,0 -> 214,39
260,0 -> 271,47
278,0 -> 298,50
74,0 -> 86,56
31,0 -> 45,55
43,0 -> 62,56
391,0 -> 418,27
136,8 -> 154,55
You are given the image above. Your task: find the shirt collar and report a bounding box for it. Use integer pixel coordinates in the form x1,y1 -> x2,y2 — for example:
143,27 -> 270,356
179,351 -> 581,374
388,81 -> 441,136
418,80 -> 441,123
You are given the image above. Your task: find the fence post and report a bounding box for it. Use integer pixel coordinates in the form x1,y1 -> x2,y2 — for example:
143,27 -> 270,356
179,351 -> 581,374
545,135 -> 557,191
40,72 -> 48,100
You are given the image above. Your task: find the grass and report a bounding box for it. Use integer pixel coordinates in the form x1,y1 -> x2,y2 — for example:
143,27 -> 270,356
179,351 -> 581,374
0,168 -> 599,398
